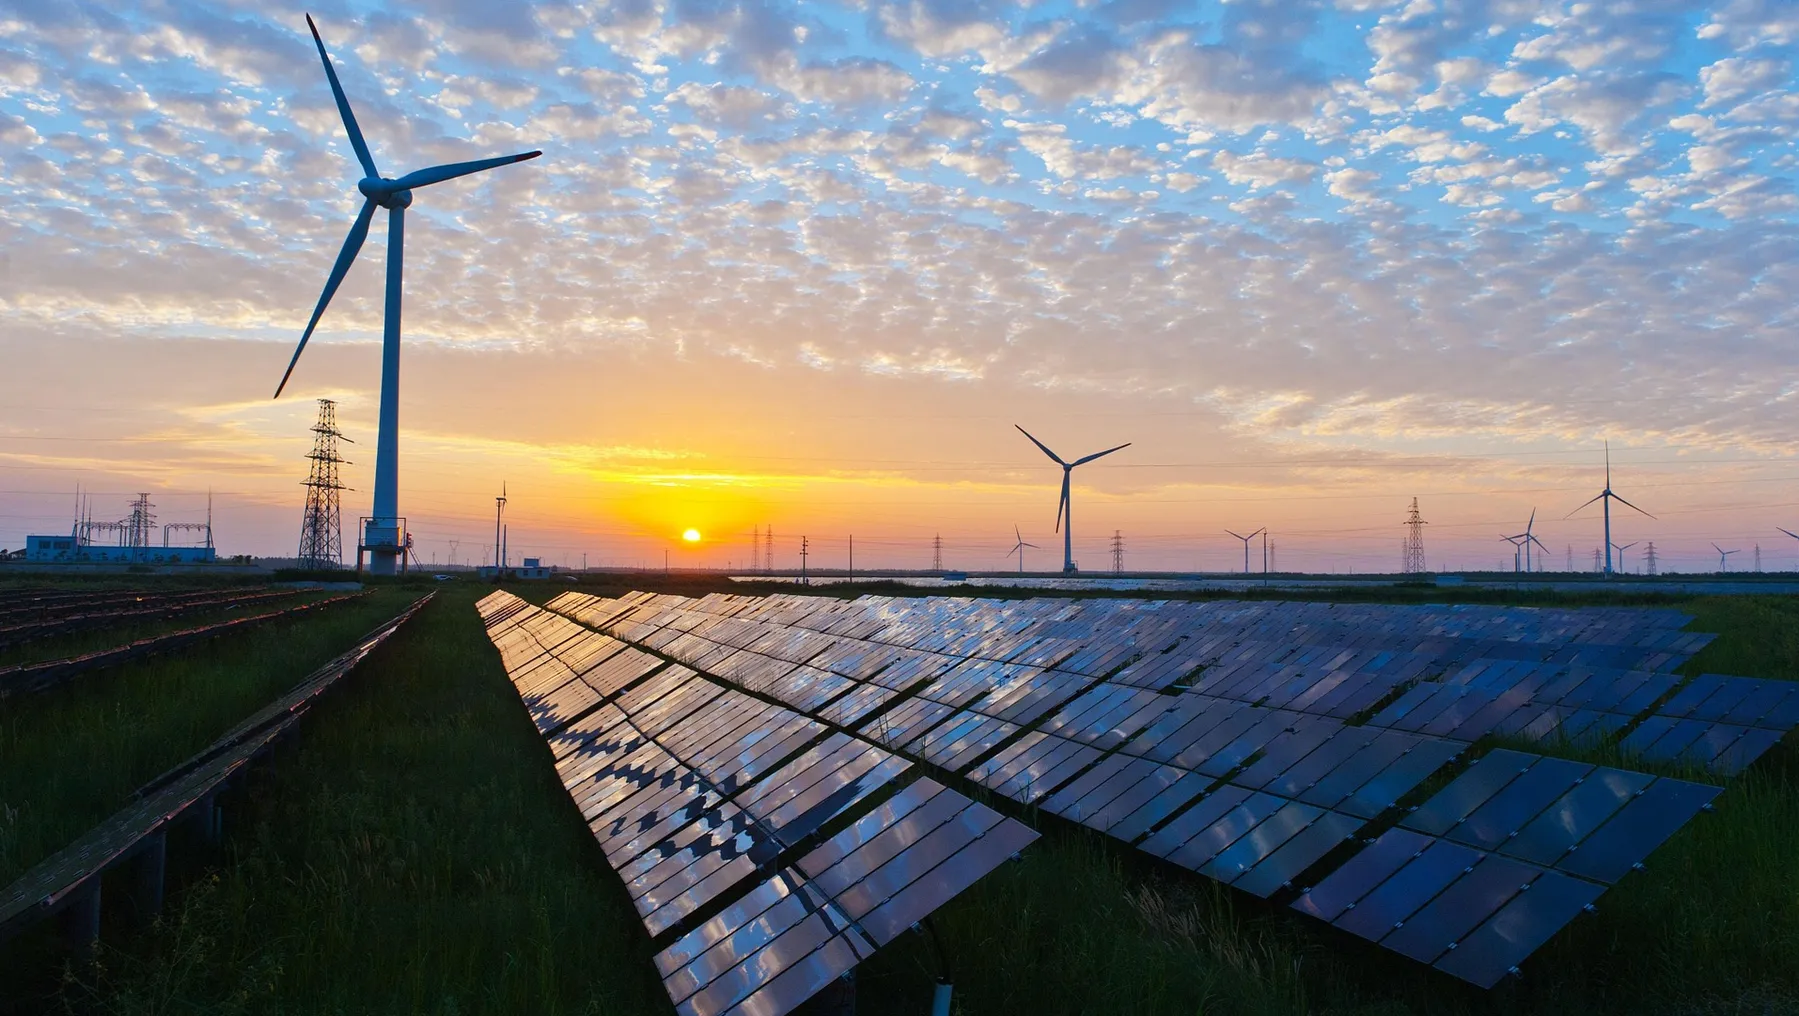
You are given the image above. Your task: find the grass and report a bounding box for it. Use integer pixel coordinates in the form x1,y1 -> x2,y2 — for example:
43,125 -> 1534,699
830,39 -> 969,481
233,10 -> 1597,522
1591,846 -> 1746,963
5,577 -> 1795,1015
0,591 -> 337,667
0,589 -> 420,890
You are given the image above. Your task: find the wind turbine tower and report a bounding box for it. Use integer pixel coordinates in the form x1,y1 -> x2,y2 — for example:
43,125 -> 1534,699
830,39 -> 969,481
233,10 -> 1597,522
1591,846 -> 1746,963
1567,442 -> 1652,577
1016,425 -> 1130,573
273,16 -> 541,575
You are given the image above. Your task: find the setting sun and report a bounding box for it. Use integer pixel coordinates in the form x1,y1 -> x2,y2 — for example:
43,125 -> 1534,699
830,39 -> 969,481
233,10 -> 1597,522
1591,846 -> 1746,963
681,529 -> 701,543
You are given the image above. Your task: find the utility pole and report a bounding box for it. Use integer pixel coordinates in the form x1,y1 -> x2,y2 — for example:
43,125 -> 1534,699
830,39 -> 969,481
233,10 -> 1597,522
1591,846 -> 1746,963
765,525 -> 774,574
932,534 -> 943,572
750,529 -> 760,572
1646,542 -> 1659,576
1566,544 -> 1573,572
1270,540 -> 1277,573
1110,530 -> 1124,574
1755,544 -> 1762,573
1402,498 -> 1427,575
493,483 -> 507,580
800,536 -> 810,585
848,534 -> 853,579
664,548 -> 669,575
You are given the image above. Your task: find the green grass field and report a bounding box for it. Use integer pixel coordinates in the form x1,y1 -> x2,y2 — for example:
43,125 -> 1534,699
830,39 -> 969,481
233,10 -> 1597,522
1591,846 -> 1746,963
1,576 -> 1793,1015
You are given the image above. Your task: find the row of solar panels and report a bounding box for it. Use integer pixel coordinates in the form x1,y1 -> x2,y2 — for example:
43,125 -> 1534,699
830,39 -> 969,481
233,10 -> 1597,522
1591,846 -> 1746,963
477,592 -> 1038,1016
529,589 -> 1784,989
561,590 -> 1789,777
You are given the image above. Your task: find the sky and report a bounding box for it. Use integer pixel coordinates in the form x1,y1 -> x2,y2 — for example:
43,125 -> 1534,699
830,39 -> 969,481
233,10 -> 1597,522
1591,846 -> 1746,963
0,0 -> 1796,574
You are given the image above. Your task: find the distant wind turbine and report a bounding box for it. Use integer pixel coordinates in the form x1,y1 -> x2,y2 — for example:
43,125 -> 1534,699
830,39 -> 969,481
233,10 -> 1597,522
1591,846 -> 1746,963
273,15 -> 542,575
1227,528 -> 1266,574
1566,442 -> 1652,577
1007,526 -> 1039,574
1713,543 -> 1739,572
1015,426 -> 1130,573
1610,540 -> 1638,574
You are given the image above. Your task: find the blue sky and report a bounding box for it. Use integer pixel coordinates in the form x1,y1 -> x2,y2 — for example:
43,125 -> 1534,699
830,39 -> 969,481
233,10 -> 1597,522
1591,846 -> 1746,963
0,0 -> 1795,571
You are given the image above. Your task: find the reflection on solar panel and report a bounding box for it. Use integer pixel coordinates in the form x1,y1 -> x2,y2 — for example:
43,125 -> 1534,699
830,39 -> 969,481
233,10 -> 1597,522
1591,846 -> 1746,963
497,587 -> 1779,992
477,592 -> 1039,1016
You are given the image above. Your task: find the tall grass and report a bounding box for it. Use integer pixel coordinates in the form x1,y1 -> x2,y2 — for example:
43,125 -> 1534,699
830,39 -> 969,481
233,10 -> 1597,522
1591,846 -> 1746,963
45,586 -> 668,1015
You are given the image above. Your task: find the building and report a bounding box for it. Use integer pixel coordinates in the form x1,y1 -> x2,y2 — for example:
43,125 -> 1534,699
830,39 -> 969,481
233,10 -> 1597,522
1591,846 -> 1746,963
477,557 -> 554,580
21,492 -> 217,565
25,535 -> 216,564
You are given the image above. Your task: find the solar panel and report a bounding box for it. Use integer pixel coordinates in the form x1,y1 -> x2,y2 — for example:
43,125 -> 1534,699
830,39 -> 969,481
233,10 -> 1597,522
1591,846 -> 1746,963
497,589 -> 1745,996
1429,869 -> 1604,989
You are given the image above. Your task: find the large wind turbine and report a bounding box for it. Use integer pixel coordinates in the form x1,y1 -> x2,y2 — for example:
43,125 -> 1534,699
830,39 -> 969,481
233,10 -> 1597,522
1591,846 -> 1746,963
274,15 -> 541,575
1566,442 -> 1652,577
1015,426 -> 1130,573
1713,543 -> 1739,572
1007,525 -> 1039,574
1503,510 -> 1549,572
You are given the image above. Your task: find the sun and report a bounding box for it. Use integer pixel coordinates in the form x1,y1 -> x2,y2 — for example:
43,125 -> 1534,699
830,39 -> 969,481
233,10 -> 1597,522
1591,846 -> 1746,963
681,528 -> 702,543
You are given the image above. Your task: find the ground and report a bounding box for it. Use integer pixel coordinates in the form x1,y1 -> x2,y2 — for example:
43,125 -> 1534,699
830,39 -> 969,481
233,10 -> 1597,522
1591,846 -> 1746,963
0,573 -> 1793,1015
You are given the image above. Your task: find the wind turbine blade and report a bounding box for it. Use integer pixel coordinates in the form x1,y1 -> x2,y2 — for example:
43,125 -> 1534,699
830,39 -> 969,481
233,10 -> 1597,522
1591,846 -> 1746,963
1526,507 -> 1536,533
274,197 -> 376,398
1225,530 -> 1246,541
1610,492 -> 1655,519
1072,442 -> 1132,467
1015,425 -> 1067,465
1565,492 -> 1605,518
1712,543 -> 1724,554
1604,440 -> 1611,489
391,151 -> 542,191
1055,476 -> 1069,532
305,15 -> 378,179
1023,541 -> 1039,548
1780,527 -> 1799,541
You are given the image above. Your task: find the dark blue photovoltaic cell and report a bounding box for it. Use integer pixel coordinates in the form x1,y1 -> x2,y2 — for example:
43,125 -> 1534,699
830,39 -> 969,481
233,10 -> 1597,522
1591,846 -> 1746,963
1165,793 -> 1286,872
1198,801 -> 1320,882
1502,768 -> 1653,867
1232,810 -> 1362,898
1378,855 -> 1537,963
1400,750 -> 1536,836
1139,786 -> 1252,859
1332,839 -> 1484,943
1446,757 -> 1591,850
1556,778 -> 1721,884
1431,869 -> 1605,988
1338,739 -> 1463,820
1104,771 -> 1214,842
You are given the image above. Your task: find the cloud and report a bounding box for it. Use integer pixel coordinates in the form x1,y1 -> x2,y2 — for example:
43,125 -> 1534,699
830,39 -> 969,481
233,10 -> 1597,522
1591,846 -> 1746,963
1212,150 -> 1318,189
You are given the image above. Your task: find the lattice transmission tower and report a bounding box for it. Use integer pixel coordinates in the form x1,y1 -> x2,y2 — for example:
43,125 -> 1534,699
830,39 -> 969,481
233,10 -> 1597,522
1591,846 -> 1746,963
298,398 -> 351,569
1645,542 -> 1658,576
932,534 -> 943,572
1110,530 -> 1124,574
1402,498 -> 1428,575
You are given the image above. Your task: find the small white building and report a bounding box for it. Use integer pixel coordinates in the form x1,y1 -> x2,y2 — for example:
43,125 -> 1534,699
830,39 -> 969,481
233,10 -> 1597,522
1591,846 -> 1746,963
478,557 -> 554,580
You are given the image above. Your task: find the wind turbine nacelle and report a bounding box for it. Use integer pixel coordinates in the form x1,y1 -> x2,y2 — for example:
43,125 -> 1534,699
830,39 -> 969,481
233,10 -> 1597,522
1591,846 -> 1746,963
357,177 -> 413,208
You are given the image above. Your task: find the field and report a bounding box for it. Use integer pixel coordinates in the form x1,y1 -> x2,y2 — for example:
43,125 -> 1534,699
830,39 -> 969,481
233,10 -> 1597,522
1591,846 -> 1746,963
0,574 -> 1793,1016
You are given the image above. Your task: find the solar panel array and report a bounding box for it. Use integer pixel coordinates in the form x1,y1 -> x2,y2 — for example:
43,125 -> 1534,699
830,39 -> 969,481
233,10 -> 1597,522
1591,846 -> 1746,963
523,588 -> 1793,989
476,592 -> 1038,1016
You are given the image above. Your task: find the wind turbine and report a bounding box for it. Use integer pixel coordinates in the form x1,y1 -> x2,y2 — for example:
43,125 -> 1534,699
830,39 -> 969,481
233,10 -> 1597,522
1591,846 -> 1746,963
1566,442 -> 1652,577
1015,426 -> 1130,573
1713,543 -> 1739,572
1227,528 -> 1265,574
1610,541 -> 1638,574
274,15 -> 542,575
1501,533 -> 1526,573
1007,525 -> 1039,574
